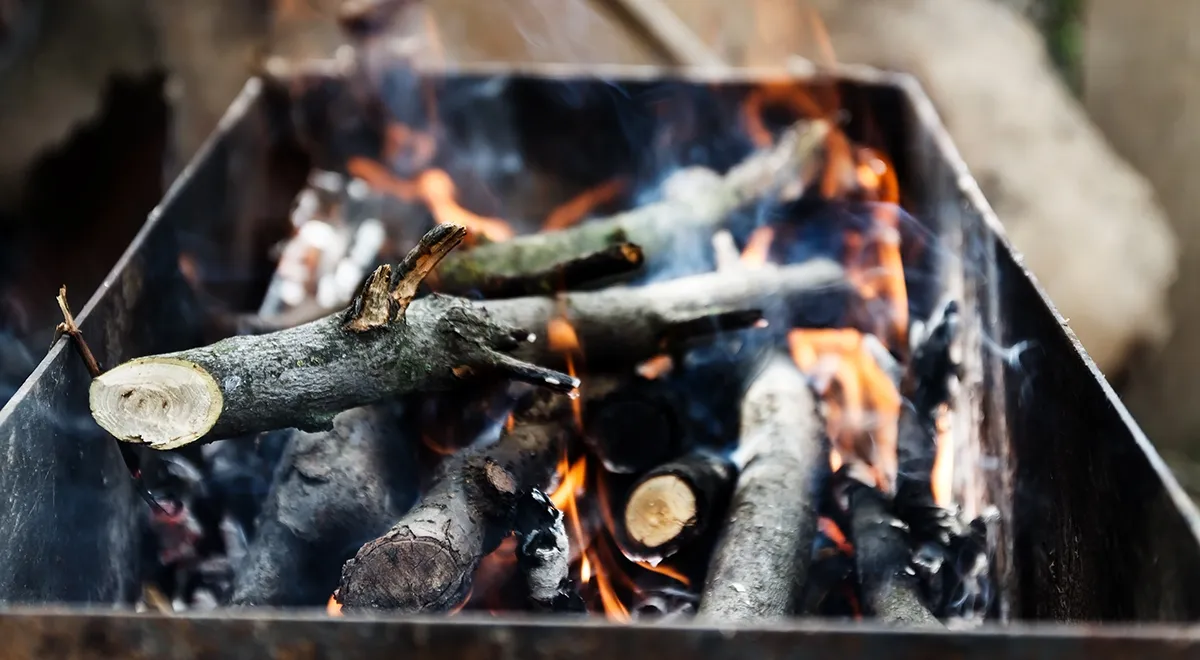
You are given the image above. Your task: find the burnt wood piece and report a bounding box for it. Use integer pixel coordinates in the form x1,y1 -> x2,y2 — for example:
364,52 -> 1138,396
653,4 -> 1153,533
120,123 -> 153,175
337,395 -> 571,612
621,449 -> 736,563
230,404 -> 418,606
698,354 -> 824,621
843,480 -> 941,627
483,258 -> 848,370
583,378 -> 684,474
434,243 -> 645,299
513,489 -> 585,613
895,300 -> 964,545
434,120 -> 830,293
88,225 -> 578,449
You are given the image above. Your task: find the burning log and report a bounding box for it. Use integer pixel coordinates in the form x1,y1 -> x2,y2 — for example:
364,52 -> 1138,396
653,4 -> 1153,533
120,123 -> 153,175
434,120 -> 830,293
841,478 -> 941,627
485,258 -> 849,370
336,394 -> 570,612
895,300 -> 964,542
620,449 -> 736,563
231,404 -> 418,606
513,488 -> 585,613
88,225 -> 579,449
583,378 -> 685,474
434,242 -> 645,299
698,354 -> 824,621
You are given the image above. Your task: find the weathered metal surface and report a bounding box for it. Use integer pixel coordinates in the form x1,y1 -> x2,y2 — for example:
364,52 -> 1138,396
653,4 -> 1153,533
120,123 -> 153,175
0,61 -> 1196,641
4,610 -> 1200,660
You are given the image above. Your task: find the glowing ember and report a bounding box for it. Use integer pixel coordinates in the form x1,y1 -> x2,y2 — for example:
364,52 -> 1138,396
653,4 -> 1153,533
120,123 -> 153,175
326,593 -> 342,616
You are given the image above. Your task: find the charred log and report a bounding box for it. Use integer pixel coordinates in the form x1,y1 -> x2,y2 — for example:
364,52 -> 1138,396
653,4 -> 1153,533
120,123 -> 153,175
513,488 -> 585,613
434,120 -> 830,293
337,395 -> 571,613
841,479 -> 941,627
88,225 -> 578,449
621,449 -> 736,563
698,354 -> 824,621
895,299 -> 964,544
583,378 -> 685,474
230,404 -> 418,606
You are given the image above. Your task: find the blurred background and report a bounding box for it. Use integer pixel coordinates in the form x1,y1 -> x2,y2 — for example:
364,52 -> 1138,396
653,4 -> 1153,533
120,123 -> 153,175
0,0 -> 1195,491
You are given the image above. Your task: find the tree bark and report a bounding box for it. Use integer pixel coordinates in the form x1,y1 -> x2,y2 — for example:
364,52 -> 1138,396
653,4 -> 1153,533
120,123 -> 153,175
843,480 -> 941,627
88,225 -> 578,449
231,404 -> 418,606
434,242 -> 645,299
434,120 -> 829,293
485,258 -> 848,370
336,397 -> 570,612
698,354 -> 823,621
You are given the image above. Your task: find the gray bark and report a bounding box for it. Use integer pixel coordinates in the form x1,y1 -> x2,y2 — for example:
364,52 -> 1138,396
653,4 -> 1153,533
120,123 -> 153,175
698,354 -> 824,621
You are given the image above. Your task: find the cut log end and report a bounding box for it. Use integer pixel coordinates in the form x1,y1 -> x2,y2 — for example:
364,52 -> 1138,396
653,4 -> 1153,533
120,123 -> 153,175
624,475 -> 698,549
339,535 -> 470,613
89,357 -> 224,450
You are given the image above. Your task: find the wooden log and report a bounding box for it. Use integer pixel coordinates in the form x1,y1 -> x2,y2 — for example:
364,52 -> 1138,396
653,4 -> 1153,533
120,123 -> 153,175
583,377 -> 684,474
434,242 -> 645,299
620,449 -> 736,563
895,299 -> 964,544
697,354 -> 824,621
513,488 -> 585,612
434,120 -> 830,293
484,258 -> 849,370
94,250 -> 844,449
231,404 -> 418,606
336,395 -> 570,612
88,225 -> 578,449
842,480 -> 941,627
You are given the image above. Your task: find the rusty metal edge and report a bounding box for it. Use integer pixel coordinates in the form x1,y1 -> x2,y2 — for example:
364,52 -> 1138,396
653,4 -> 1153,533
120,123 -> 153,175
3,608 -> 1200,659
0,78 -> 264,427
884,71 -> 1200,547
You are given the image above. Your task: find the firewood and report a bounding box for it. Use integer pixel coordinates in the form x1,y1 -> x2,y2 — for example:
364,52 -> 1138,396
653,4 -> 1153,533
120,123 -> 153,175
895,299 -> 964,544
230,404 -> 418,606
513,488 -> 585,613
620,449 -> 736,563
434,242 -> 645,299
484,258 -> 849,371
582,378 -> 684,474
88,225 -> 579,449
94,245 -> 844,449
698,354 -> 824,621
434,120 -> 830,294
841,479 -> 941,627
336,395 -> 570,612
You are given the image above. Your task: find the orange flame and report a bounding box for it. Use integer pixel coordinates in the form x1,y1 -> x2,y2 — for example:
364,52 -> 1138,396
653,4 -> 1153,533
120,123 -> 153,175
327,594 -> 342,616
818,517 -> 854,555
739,226 -> 775,268
931,403 -> 954,507
543,179 -> 626,232
547,316 -> 584,430
347,158 -> 514,243
636,354 -> 674,380
788,328 -> 900,492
